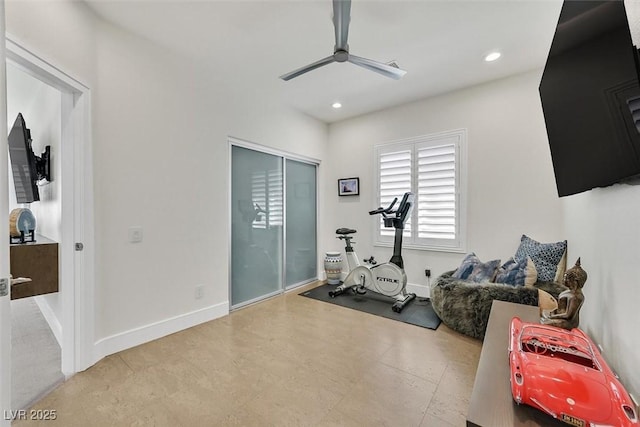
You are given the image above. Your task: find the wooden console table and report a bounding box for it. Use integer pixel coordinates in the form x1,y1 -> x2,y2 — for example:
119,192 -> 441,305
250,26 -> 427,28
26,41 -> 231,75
466,300 -> 567,427
10,235 -> 59,300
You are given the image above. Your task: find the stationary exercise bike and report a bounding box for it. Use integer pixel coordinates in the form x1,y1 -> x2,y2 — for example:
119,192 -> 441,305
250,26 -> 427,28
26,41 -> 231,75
329,192 -> 417,313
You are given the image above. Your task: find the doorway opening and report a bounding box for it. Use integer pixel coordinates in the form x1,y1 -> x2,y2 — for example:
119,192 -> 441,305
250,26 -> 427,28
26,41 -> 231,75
7,62 -> 64,410
4,36 -> 94,410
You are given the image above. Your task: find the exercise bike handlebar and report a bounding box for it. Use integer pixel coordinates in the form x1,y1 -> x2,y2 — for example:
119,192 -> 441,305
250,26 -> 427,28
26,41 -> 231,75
368,197 -> 397,216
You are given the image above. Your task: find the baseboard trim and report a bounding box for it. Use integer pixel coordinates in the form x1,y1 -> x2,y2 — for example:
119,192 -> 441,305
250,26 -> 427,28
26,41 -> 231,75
34,295 -> 62,347
407,282 -> 430,298
93,301 -> 229,362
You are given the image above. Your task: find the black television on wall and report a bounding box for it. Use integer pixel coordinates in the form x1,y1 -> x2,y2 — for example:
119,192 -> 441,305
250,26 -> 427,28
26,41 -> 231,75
8,113 -> 50,204
539,0 -> 640,197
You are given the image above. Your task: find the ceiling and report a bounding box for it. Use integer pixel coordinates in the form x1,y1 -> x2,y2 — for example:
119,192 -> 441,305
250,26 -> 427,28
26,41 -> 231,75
84,0 -> 564,124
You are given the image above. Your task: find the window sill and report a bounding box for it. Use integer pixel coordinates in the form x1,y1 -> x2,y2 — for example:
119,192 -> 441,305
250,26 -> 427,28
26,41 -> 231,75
374,241 -> 466,254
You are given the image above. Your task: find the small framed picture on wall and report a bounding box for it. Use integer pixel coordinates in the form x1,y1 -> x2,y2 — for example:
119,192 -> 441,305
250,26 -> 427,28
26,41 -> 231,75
338,177 -> 360,196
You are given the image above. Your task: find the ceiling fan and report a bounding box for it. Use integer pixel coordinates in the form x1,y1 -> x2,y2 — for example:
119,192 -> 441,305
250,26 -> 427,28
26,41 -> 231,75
280,0 -> 407,81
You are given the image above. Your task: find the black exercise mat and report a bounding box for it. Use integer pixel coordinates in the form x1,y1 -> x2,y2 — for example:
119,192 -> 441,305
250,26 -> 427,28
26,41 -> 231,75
300,284 -> 441,330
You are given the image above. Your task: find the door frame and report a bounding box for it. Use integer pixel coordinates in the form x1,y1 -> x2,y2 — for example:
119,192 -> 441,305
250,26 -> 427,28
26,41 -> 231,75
228,136 -> 320,309
1,2 -> 12,423
5,35 -> 95,375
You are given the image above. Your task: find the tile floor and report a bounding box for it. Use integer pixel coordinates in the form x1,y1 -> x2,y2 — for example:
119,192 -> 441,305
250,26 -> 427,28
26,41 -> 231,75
13,282 -> 482,426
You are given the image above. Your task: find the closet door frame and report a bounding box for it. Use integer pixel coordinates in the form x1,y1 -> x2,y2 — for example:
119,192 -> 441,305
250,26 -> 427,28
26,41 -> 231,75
228,137 -> 319,309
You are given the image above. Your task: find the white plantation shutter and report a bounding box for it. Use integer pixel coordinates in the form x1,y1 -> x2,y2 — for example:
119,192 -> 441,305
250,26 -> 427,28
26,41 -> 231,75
375,130 -> 466,252
417,144 -> 456,240
379,149 -> 412,238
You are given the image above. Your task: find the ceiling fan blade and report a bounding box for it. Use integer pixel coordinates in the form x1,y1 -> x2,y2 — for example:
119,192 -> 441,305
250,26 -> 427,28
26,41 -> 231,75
333,0 -> 351,52
348,54 -> 407,80
279,55 -> 336,81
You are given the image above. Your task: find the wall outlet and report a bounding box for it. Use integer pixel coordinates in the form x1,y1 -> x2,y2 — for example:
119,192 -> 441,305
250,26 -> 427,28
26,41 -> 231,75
128,226 -> 143,243
195,285 -> 204,300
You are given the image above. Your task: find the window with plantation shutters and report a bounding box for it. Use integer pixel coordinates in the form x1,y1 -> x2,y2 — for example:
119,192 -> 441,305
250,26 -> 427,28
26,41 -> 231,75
374,129 -> 466,252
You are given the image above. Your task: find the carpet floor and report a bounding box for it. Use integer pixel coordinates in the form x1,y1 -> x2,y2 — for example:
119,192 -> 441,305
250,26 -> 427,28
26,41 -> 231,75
11,297 -> 64,411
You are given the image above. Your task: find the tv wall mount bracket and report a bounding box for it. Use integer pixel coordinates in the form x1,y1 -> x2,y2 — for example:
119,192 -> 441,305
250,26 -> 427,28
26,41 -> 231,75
36,145 -> 51,182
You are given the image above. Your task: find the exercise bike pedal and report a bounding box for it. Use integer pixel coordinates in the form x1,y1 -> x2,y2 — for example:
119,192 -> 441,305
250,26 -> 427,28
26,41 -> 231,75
328,288 -> 345,298
391,293 -> 417,313
354,286 -> 367,295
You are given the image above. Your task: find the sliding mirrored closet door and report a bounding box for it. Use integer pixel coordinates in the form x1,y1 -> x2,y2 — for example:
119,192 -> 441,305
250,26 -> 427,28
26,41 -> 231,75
231,146 -> 283,307
285,159 -> 317,288
231,143 -> 317,308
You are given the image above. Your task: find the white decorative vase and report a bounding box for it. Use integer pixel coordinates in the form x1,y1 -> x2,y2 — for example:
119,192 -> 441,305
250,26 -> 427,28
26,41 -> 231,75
324,252 -> 343,285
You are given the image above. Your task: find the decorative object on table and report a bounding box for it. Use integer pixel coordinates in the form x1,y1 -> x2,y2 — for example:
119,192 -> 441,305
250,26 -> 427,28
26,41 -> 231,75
9,208 -> 36,244
324,251 -> 343,285
541,258 -> 587,330
509,316 -> 638,427
337,177 -> 359,196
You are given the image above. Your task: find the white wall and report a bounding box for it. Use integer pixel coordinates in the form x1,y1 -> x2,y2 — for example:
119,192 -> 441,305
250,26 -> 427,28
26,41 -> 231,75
91,19 -> 327,342
561,186 -> 640,399
7,1 -> 328,353
5,1 -> 95,88
325,70 -> 563,293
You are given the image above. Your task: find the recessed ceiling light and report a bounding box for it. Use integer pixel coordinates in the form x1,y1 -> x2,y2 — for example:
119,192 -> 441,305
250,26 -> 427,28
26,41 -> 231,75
332,102 -> 342,109
484,52 -> 502,62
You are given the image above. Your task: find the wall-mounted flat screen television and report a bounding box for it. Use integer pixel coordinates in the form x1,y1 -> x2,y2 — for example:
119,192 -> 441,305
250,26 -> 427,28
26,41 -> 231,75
8,113 -> 51,204
539,0 -> 640,197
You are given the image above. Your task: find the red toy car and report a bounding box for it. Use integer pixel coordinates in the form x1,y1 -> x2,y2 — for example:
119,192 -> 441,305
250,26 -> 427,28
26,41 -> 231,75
509,317 -> 638,427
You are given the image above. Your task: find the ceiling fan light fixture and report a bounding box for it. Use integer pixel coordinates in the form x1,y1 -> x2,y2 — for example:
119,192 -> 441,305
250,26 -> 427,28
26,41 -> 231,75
484,51 -> 502,62
332,102 -> 342,109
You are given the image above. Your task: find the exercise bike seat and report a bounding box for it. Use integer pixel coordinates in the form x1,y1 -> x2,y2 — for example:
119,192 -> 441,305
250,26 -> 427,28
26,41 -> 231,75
336,228 -> 357,235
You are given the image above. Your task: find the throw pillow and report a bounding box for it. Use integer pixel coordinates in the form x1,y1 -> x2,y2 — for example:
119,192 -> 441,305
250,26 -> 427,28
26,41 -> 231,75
452,252 -> 478,280
538,289 -> 558,313
554,250 -> 568,282
514,234 -> 567,282
467,259 -> 501,283
494,256 -> 537,287
452,253 -> 500,282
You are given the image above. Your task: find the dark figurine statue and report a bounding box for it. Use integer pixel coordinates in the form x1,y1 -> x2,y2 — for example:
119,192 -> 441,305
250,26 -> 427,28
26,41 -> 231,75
541,258 -> 587,330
